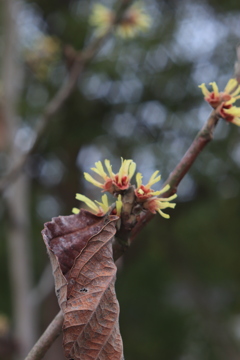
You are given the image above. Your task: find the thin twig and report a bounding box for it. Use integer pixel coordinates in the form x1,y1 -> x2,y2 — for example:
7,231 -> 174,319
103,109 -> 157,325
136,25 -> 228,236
24,311 -> 63,360
130,110 -> 219,240
129,49 -> 240,240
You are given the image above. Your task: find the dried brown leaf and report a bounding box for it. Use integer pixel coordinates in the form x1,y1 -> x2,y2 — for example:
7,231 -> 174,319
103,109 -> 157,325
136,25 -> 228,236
42,210 -> 123,360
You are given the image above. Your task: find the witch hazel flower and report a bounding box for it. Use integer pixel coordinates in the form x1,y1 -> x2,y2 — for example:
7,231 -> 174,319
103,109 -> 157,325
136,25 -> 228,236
135,171 -> 167,200
219,105 -> 240,126
135,171 -> 177,219
84,158 -> 136,194
143,194 -> 177,219
199,78 -> 240,126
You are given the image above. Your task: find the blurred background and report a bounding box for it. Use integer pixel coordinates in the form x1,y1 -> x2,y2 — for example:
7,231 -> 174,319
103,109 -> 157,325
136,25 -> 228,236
1,0 -> 240,359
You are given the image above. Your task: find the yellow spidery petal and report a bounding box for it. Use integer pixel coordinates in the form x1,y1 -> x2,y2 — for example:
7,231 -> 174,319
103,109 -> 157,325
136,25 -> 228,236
225,97 -> 239,105
224,78 -> 238,94
224,106 -> 240,117
118,159 -> 131,180
84,172 -> 104,188
146,170 -> 161,188
105,159 -> 114,178
155,199 -> 176,210
95,194 -> 109,213
230,85 -> 240,97
128,161 -> 136,180
232,117 -> 240,126
159,194 -> 178,202
138,188 -> 144,195
136,172 -> 143,188
91,161 -> 108,179
116,195 -> 123,216
209,82 -> 219,95
163,202 -> 176,209
118,158 -> 125,180
101,194 -> 109,209
157,209 -> 170,219
72,207 -> 80,214
198,83 -> 210,97
123,159 -> 132,174
153,184 -> 170,196
76,194 -> 99,213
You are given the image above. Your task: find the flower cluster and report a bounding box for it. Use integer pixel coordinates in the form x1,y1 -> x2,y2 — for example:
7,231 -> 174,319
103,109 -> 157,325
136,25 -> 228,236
89,2 -> 151,39
199,79 -> 240,126
74,158 -> 177,219
135,172 -> 177,219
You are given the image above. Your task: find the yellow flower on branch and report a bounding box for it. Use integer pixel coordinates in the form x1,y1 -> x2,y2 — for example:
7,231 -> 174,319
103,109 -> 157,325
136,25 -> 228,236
199,78 -> 240,126
143,192 -> 177,219
219,105 -> 240,126
82,158 -> 177,219
135,170 -> 177,218
135,171 -> 168,201
84,158 -> 136,194
199,79 -> 240,108
89,2 -> 151,38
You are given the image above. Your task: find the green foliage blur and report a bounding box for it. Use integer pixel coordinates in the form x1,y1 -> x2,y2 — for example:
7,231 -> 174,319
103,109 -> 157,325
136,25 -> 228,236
1,0 -> 240,359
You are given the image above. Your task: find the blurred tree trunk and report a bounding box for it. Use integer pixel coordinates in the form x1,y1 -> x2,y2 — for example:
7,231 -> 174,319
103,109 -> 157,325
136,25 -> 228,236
2,0 -> 37,357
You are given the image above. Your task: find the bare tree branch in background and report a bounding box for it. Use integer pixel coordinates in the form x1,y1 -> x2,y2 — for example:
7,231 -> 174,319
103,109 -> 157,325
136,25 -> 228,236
0,0 -> 135,194
0,32 -> 109,194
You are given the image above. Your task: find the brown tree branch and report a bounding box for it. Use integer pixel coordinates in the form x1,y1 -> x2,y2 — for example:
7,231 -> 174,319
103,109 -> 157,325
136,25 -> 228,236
130,110 -> 220,240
